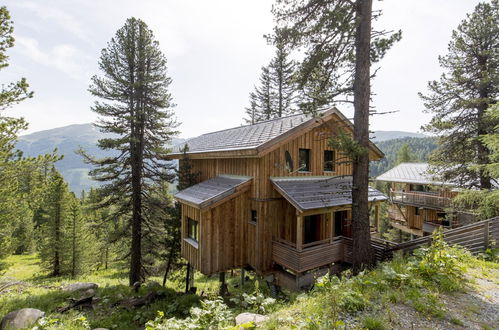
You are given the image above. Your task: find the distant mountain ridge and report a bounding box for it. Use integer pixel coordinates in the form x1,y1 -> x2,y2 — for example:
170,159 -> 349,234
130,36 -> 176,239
17,123 -> 185,193
16,124 -> 426,193
371,130 -> 426,142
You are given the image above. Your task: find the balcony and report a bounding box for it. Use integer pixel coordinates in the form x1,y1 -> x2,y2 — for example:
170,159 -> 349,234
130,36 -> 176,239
390,190 -> 451,209
272,238 -> 344,273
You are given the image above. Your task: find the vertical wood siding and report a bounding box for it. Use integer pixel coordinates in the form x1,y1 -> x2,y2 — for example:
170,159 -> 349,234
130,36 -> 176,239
178,115 -> 382,275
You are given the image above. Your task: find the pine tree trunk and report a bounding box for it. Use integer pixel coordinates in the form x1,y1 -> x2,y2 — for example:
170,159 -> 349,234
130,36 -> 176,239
351,0 -> 374,272
54,197 -> 61,276
162,245 -> 174,287
72,213 -> 76,278
129,40 -> 145,286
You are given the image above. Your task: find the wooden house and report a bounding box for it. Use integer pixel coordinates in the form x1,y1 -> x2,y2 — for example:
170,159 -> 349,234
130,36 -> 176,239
170,108 -> 387,290
376,162 -> 467,237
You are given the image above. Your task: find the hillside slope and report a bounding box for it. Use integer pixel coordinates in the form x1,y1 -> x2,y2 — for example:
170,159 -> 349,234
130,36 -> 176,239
17,124 -> 185,193
371,136 -> 438,177
371,130 -> 426,142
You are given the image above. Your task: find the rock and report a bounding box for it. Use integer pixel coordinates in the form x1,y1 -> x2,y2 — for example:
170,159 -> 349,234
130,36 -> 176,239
0,308 -> 45,330
144,281 -> 161,289
235,312 -> 269,325
82,288 -> 96,297
92,328 -> 109,330
62,282 -> 98,292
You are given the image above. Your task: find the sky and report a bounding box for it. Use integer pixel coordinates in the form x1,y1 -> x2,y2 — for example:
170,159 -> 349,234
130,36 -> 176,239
2,0 -> 483,138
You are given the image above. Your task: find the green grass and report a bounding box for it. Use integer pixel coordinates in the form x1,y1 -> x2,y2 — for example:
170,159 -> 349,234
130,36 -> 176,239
261,239 -> 499,329
0,255 -> 278,329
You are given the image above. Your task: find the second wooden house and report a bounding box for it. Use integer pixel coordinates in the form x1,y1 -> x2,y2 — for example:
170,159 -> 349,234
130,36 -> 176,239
170,108 -> 387,290
376,162 -> 471,237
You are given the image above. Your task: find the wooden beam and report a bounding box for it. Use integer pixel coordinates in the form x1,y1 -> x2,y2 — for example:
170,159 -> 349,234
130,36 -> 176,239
375,204 -> 380,232
329,211 -> 334,242
297,215 -> 303,251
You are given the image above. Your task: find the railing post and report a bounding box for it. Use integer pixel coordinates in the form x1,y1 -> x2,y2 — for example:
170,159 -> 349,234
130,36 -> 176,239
297,215 -> 303,251
484,221 -> 490,249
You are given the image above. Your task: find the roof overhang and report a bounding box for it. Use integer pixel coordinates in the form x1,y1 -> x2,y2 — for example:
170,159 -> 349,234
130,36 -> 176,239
271,176 -> 388,215
174,175 -> 252,210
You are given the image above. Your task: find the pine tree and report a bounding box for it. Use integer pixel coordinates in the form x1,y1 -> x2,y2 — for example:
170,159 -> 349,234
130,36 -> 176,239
64,195 -> 92,278
420,0 -> 499,189
39,168 -> 70,276
0,6 -> 32,109
395,144 -> 416,165
270,44 -> 296,118
80,18 -> 178,286
271,0 -> 401,270
244,44 -> 297,124
479,104 -> 499,179
83,188 -> 114,270
244,66 -> 274,123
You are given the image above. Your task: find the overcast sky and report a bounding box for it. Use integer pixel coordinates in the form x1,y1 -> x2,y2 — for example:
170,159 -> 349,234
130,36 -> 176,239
2,0 -> 482,138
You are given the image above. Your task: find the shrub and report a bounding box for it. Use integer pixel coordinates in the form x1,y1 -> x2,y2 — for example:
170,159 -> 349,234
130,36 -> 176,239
229,281 -> 276,314
146,297 -> 234,330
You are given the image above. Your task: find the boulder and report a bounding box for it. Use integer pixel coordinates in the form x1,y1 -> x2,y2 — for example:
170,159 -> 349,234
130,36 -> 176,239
62,282 -> 98,292
235,312 -> 268,325
82,288 -> 96,297
0,308 -> 45,330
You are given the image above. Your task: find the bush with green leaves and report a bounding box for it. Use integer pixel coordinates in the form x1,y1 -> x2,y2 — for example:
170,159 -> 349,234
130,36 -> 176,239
146,298 -> 234,330
229,280 -> 276,314
410,227 -> 469,291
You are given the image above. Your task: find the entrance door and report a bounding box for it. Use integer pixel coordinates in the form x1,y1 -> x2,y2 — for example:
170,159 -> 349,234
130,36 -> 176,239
304,215 -> 321,244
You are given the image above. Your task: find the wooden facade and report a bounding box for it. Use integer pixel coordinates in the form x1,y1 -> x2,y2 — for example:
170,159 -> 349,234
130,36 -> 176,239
386,182 -> 461,236
173,109 -> 385,288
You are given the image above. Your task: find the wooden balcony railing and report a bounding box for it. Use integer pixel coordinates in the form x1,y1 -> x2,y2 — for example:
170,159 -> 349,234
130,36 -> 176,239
390,190 -> 451,209
272,238 -> 343,273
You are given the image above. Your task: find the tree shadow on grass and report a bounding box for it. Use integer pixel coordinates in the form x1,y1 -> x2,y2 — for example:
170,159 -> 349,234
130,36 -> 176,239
0,282 -> 203,330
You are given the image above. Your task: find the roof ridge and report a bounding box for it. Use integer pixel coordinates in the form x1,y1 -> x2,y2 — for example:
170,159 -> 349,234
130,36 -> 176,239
195,109 -> 332,137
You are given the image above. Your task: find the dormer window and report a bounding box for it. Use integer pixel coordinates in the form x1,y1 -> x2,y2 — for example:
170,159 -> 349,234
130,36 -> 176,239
299,148 -> 310,172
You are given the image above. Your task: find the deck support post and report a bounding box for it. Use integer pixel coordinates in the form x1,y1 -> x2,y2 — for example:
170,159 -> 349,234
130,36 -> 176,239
219,272 -> 228,296
374,204 -> 380,232
297,215 -> 303,251
330,212 -> 334,242
240,268 -> 245,287
185,263 -> 194,293
484,221 -> 490,248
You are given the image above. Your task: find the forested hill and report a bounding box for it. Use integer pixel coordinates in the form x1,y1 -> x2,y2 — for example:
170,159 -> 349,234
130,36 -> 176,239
371,130 -> 426,142
16,124 -> 185,193
370,136 -> 438,177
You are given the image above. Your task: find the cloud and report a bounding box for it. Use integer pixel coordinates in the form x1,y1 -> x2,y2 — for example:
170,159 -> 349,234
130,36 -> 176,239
15,1 -> 91,44
15,36 -> 91,80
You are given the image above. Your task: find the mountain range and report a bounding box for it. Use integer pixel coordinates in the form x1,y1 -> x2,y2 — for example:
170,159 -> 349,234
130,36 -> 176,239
16,124 -> 185,193
16,123 -> 428,193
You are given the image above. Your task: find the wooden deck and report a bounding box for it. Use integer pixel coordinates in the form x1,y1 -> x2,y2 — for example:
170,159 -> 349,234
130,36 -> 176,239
390,190 -> 451,209
272,217 -> 499,275
272,238 -> 344,273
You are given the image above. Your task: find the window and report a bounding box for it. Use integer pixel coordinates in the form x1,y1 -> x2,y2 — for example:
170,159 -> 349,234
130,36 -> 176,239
250,210 -> 257,224
299,148 -> 310,172
414,207 -> 420,216
324,150 -> 335,172
187,217 -> 199,242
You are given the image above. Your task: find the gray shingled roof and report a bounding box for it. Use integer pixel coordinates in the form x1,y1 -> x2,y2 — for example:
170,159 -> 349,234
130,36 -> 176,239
172,113 -> 312,154
375,163 -> 453,186
174,175 -> 252,209
271,176 -> 387,212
